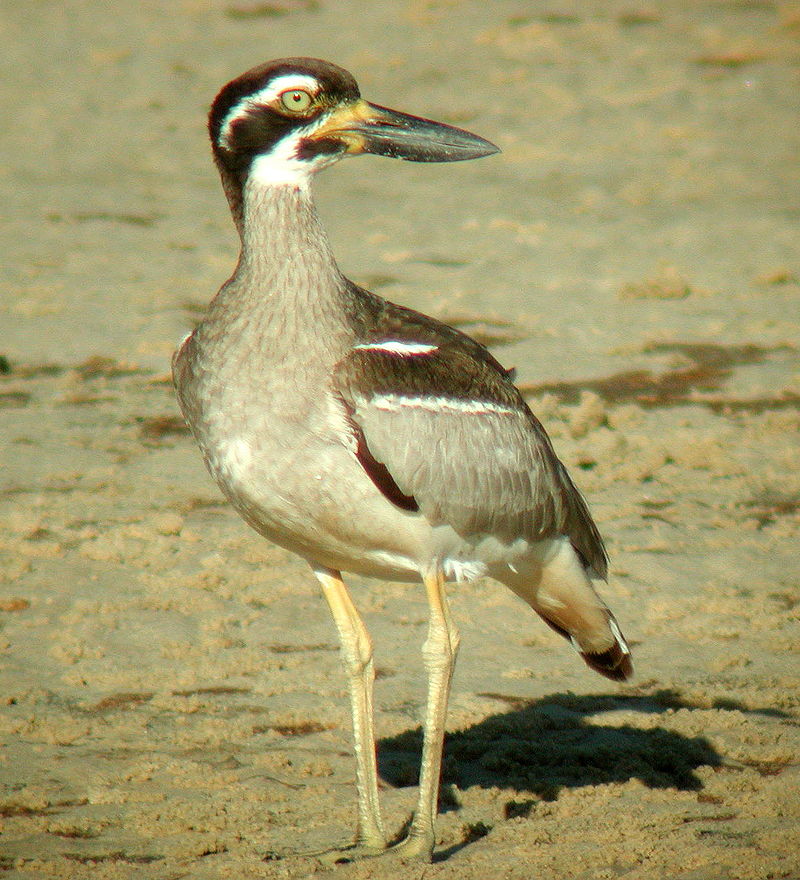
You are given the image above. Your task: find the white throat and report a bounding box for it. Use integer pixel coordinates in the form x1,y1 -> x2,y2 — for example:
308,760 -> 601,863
248,112 -> 340,190
249,134 -> 317,190
250,138 -> 341,190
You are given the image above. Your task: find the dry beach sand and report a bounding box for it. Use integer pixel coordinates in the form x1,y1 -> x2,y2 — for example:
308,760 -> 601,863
1,1 -> 799,878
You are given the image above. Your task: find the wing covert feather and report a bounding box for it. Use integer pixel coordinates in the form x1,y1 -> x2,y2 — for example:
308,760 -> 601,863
331,319 -> 608,578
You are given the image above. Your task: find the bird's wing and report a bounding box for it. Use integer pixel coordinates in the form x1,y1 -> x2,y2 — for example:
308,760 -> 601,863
332,299 -> 608,578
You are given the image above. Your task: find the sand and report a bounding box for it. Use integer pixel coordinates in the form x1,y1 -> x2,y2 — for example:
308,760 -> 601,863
1,1 -> 799,878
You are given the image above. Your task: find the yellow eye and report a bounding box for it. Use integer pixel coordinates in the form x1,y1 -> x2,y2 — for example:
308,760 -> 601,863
280,89 -> 313,113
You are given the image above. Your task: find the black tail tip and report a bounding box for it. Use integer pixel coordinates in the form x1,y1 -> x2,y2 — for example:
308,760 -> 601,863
582,645 -> 634,682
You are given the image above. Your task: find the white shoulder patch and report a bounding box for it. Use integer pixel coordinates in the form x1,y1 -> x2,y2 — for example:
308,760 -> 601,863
353,341 -> 438,356
370,393 -> 518,417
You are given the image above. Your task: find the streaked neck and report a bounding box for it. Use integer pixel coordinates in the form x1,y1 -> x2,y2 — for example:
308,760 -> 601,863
237,178 -> 340,285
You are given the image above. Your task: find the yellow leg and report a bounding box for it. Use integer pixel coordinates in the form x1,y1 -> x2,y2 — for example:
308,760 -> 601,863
391,567 -> 460,861
313,566 -> 386,851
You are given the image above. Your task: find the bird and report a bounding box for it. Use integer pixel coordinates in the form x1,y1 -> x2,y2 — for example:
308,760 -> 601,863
173,57 -> 632,863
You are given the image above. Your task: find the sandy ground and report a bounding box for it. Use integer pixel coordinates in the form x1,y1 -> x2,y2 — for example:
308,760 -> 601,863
2,1 -> 799,878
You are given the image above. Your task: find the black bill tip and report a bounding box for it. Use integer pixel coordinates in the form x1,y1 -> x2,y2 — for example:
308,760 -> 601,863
359,103 -> 500,163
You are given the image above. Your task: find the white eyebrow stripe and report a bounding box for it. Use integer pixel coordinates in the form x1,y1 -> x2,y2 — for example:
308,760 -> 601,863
218,73 -> 321,148
368,393 -> 518,416
353,341 -> 439,356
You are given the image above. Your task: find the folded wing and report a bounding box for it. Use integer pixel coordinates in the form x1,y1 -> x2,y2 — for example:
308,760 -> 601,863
332,297 -> 608,579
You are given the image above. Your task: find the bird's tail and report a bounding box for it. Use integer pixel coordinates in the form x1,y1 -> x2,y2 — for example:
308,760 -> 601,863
504,538 -> 633,682
538,603 -> 632,682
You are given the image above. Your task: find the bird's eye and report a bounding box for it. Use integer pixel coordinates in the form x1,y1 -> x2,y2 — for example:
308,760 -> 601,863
280,89 -> 313,113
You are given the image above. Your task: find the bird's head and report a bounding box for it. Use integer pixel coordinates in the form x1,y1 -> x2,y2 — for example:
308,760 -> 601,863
208,57 -> 499,190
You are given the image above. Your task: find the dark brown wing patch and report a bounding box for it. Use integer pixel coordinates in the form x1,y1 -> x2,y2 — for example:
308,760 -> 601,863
339,395 -> 419,513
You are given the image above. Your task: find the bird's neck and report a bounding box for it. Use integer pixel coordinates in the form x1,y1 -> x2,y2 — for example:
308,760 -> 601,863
238,178 -> 338,279
209,175 -> 348,331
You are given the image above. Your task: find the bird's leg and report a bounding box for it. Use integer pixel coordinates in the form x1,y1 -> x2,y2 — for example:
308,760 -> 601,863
391,567 -> 460,861
313,566 -> 386,853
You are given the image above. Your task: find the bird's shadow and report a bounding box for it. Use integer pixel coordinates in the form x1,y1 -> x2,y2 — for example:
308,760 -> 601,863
377,688 -> 781,838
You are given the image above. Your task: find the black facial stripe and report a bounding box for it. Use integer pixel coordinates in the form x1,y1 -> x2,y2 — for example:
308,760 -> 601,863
297,134 -> 345,161
216,105 -> 331,179
209,57 -> 360,159
230,106 -> 311,150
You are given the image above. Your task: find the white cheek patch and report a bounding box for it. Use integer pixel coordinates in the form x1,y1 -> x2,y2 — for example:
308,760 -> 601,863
217,73 -> 321,149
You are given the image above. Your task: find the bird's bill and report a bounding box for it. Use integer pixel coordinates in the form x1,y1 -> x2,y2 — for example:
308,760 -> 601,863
311,99 -> 500,163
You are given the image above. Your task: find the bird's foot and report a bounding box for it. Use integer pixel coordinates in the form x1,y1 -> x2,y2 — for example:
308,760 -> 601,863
307,840 -> 387,867
383,831 -> 435,863
308,831 -> 434,866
